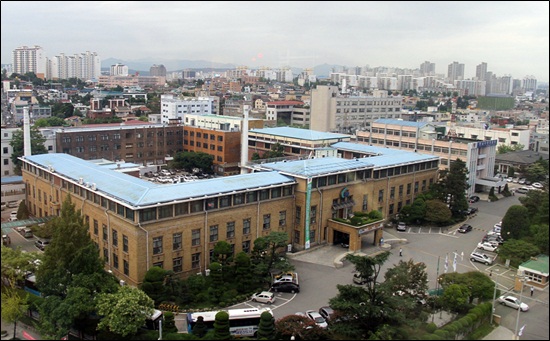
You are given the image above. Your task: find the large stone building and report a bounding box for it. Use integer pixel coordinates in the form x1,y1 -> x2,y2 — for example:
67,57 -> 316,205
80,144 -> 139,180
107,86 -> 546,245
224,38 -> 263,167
55,123 -> 184,166
21,142 -> 438,287
310,85 -> 402,134
356,119 -> 505,195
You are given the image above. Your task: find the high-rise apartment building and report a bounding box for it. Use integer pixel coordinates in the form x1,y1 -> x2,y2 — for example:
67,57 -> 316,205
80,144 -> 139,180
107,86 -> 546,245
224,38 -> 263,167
12,45 -> 47,79
476,62 -> 488,81
447,61 -> 465,82
522,76 -> 537,92
110,64 -> 129,76
49,51 -> 100,81
150,64 -> 167,77
420,61 -> 435,76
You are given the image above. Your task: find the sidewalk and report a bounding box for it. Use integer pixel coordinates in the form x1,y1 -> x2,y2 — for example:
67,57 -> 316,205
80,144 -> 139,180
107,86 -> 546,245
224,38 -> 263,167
1,317 -> 42,340
483,325 -> 516,340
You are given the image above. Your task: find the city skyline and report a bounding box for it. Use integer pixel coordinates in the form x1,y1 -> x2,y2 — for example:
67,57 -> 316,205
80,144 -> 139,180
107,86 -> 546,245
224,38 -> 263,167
1,1 -> 548,82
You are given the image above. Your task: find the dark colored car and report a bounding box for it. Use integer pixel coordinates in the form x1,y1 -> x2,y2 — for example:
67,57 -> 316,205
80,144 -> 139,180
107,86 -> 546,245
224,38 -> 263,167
483,235 -> 504,245
465,207 -> 478,215
271,281 -> 300,293
469,195 -> 480,203
458,224 -> 473,233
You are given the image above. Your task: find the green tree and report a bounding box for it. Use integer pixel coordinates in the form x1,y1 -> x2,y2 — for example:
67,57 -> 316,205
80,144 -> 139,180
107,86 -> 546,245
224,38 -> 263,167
525,162 -> 548,182
208,262 -> 224,303
213,240 -> 233,267
438,271 -> 494,304
274,314 -> 321,340
1,247 -> 41,288
170,151 -> 214,174
344,251 -> 390,303
257,310 -> 276,340
501,205 -> 530,240
424,199 -> 452,224
162,311 -> 178,333
440,283 -> 471,313
252,232 -> 290,282
497,239 -> 540,268
431,159 -> 469,216
16,200 -> 30,220
527,224 -> 549,254
383,259 -> 429,299
9,127 -> 48,175
140,266 -> 168,305
96,286 -> 155,337
519,189 -> 549,225
36,195 -> 119,339
233,252 -> 254,293
1,288 -> 29,339
497,144 -> 525,154
191,315 -> 208,337
213,310 -> 231,340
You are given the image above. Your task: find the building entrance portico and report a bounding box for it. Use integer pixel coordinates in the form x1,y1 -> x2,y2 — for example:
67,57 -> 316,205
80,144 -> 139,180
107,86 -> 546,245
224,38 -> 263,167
328,218 -> 385,252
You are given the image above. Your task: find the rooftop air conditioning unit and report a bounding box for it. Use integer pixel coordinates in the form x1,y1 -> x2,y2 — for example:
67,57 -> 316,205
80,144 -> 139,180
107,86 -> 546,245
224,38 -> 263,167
79,177 -> 84,185
91,183 -> 97,191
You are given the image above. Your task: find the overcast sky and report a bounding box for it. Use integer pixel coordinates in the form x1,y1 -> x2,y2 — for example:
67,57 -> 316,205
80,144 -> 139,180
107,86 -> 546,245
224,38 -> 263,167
2,1 -> 548,82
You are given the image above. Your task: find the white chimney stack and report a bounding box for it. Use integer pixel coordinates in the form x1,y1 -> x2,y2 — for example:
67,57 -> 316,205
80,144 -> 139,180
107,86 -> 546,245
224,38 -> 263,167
240,105 -> 250,174
23,106 -> 32,157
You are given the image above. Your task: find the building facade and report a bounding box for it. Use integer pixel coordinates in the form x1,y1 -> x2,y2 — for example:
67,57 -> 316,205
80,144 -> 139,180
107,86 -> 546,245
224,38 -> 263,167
356,119 -> 504,195
55,123 -> 184,166
12,45 -> 47,79
21,143 -> 438,287
310,85 -> 402,134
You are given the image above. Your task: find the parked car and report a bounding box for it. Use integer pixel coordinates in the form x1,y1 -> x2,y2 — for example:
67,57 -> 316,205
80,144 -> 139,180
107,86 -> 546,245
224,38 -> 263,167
470,252 -> 493,265
396,221 -> 407,231
516,187 -> 529,194
271,281 -> 300,293
477,242 -> 498,252
497,295 -> 529,311
469,195 -> 480,203
18,227 -> 33,238
7,201 -> 19,208
34,238 -> 51,251
483,234 -> 504,245
9,211 -> 18,221
507,177 -> 513,182
306,310 -> 328,328
458,224 -> 473,233
531,182 -> 543,189
318,306 -> 335,322
513,177 -> 519,183
251,291 -> 275,304
518,178 -> 526,184
464,207 -> 478,215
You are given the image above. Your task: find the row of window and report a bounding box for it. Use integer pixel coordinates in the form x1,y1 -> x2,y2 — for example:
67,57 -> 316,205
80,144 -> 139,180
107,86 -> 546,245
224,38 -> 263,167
184,131 -> 224,141
60,131 -> 178,143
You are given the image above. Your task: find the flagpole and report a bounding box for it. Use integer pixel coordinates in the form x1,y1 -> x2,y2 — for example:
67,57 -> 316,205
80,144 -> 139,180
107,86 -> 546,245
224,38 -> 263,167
432,255 -> 440,322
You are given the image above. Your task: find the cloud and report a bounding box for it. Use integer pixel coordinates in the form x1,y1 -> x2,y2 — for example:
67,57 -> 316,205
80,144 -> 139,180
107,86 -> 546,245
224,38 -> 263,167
1,1 -> 548,81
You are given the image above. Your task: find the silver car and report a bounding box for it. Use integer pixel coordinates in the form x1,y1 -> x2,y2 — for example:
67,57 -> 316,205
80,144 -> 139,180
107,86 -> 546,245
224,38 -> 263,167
497,295 -> 529,311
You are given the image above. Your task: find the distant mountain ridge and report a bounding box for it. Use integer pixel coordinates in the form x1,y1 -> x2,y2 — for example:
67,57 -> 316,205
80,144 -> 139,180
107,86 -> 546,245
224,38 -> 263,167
101,58 -> 341,77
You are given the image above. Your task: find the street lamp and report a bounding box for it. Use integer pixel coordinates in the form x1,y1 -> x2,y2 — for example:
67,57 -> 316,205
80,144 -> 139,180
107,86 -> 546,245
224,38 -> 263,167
514,273 -> 526,340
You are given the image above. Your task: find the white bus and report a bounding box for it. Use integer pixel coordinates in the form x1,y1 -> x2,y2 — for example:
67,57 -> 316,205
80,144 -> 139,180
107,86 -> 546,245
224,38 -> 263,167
186,307 -> 272,337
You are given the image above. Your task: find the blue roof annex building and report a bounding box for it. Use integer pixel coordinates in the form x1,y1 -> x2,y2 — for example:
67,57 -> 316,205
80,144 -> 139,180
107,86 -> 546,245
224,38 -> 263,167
20,135 -> 439,286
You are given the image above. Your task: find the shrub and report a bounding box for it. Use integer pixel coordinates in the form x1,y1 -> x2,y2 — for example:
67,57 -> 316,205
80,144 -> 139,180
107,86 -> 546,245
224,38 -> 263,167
425,322 -> 437,333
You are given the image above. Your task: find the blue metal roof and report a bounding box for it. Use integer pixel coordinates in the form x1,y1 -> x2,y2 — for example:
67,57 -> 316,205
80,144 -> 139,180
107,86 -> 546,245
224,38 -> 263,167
23,154 -> 295,207
249,127 -> 350,141
259,143 -> 439,177
332,142 -> 405,156
375,119 -> 429,128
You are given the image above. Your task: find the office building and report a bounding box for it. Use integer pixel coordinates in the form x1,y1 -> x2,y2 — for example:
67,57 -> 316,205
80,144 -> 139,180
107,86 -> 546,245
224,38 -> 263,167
310,85 -> 402,134
21,139 -> 438,287
356,119 -> 505,195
